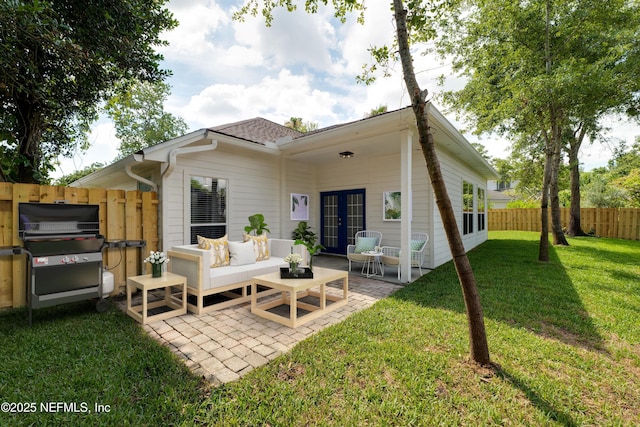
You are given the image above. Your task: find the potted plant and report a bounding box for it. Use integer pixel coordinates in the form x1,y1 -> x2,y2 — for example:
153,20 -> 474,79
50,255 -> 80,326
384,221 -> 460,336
292,221 -> 324,271
244,213 -> 270,235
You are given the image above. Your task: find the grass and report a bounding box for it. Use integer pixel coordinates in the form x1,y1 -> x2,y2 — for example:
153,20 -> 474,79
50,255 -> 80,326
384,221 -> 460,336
1,231 -> 639,426
0,301 -> 206,426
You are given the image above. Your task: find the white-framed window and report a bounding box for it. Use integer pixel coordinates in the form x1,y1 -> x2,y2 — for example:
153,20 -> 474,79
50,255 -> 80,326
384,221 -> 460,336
477,187 -> 486,232
463,180 -> 474,235
189,176 -> 227,244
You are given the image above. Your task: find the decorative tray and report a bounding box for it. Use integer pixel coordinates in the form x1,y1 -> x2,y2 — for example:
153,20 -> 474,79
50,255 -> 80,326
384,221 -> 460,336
280,267 -> 314,279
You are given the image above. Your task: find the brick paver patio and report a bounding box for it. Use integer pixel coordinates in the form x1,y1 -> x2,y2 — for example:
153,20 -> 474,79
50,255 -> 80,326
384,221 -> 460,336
119,274 -> 402,386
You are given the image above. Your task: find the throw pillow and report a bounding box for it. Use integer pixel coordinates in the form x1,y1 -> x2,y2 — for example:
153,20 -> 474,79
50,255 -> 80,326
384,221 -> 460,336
354,236 -> 378,253
228,240 -> 256,266
410,240 -> 426,252
197,235 -> 230,267
243,233 -> 270,261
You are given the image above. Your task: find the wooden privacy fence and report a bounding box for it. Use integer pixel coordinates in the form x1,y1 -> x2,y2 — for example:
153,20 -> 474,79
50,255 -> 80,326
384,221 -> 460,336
0,183 -> 158,309
489,208 -> 640,240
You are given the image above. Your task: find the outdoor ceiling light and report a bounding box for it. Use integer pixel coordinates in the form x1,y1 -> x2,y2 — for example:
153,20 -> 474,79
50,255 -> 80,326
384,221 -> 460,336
339,151 -> 354,158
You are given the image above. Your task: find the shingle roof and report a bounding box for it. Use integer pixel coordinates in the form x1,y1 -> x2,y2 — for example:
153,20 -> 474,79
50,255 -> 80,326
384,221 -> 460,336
208,117 -> 303,144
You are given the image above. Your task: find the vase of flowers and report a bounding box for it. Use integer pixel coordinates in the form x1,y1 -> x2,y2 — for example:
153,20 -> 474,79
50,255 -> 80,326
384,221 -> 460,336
284,253 -> 303,277
144,250 -> 169,278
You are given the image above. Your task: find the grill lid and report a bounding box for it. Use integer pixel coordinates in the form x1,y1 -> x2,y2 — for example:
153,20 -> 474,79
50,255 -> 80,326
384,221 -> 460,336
19,203 -> 100,238
19,203 -> 103,256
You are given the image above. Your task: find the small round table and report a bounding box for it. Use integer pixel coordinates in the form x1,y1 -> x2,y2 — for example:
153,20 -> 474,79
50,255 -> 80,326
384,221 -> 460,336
361,251 -> 383,278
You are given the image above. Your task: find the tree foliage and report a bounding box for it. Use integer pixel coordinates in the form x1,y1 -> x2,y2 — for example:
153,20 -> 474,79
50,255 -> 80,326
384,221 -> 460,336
53,162 -> 106,186
581,139 -> 640,207
0,0 -> 177,183
365,105 -> 388,118
284,117 -> 318,132
104,80 -> 188,159
436,0 -> 640,257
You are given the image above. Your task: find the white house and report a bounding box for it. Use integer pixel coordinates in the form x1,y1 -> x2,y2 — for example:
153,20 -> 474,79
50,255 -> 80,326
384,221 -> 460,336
72,105 -> 498,282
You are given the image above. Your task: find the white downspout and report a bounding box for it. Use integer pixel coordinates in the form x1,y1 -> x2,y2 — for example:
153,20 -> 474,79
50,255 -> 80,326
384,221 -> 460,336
125,153 -> 158,192
159,138 -> 218,252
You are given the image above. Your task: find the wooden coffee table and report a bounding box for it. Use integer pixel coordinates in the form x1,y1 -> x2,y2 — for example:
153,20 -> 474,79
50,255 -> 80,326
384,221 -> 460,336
251,267 -> 348,328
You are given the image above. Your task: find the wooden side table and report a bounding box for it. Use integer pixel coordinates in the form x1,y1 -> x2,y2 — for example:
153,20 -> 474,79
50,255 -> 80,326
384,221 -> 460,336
127,272 -> 187,324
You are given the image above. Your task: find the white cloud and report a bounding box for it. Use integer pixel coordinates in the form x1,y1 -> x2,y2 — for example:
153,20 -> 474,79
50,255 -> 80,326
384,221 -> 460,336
233,7 -> 337,72
159,1 -> 230,60
181,69 -> 339,128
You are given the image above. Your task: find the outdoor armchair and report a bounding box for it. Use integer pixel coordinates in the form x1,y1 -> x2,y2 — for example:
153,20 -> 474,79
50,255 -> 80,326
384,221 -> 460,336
346,230 -> 382,272
380,232 -> 429,280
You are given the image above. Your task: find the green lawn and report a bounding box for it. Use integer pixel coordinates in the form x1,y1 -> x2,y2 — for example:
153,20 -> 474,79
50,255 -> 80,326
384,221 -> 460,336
1,231 -> 638,426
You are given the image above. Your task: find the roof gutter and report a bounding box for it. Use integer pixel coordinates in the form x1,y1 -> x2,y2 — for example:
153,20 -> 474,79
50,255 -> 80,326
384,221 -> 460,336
161,136 -> 218,179
123,131 -> 218,191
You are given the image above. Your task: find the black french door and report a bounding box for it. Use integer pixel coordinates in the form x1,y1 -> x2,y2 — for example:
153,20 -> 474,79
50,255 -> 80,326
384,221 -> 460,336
320,189 -> 366,255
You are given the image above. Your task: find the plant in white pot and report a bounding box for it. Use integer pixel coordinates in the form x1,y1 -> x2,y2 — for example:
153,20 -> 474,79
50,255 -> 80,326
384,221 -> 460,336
292,221 -> 324,271
244,213 -> 270,235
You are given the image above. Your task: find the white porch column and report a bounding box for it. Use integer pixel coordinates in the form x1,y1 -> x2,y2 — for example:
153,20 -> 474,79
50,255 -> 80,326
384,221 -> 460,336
400,130 -> 413,283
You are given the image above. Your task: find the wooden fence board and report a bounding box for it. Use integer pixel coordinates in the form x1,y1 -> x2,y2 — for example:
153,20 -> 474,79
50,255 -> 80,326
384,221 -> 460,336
489,208 -> 640,240
0,199 -> 12,308
0,183 -> 157,309
124,191 -> 141,286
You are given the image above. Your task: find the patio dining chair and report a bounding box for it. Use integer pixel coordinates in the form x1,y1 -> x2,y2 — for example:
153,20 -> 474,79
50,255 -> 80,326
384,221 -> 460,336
380,232 -> 429,280
346,230 -> 382,272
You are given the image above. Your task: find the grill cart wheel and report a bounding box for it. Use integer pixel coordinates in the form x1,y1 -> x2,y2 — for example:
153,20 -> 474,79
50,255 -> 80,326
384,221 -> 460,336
96,299 -> 109,313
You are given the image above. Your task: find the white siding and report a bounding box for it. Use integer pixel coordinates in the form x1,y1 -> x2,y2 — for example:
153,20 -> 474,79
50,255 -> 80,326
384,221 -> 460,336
156,128 -> 489,270
162,144 -> 282,251
432,148 -> 489,268
282,158 -> 317,240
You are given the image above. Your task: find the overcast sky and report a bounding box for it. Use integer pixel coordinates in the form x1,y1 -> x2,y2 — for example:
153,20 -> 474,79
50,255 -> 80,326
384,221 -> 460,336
53,0 -> 637,179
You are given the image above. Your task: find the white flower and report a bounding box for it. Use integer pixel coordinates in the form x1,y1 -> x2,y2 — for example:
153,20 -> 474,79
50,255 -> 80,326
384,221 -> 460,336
284,253 -> 302,264
143,250 -> 170,265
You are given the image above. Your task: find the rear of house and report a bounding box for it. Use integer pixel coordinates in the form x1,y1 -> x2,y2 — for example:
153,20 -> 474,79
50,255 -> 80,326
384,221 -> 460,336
72,105 -> 499,280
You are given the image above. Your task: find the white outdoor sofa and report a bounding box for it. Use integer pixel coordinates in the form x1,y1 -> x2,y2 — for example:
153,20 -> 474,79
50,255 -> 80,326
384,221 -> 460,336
168,238 -> 306,314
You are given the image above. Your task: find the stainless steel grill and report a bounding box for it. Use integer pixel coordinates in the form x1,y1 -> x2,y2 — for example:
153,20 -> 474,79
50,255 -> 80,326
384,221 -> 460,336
19,203 -> 107,324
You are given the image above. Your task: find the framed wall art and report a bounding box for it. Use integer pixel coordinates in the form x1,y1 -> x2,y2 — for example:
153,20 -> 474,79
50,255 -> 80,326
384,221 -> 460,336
383,191 -> 401,221
290,193 -> 309,220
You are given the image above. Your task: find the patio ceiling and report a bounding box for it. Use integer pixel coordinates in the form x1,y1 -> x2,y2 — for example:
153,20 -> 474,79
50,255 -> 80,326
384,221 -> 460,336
277,106 -> 498,179
278,108 -> 416,165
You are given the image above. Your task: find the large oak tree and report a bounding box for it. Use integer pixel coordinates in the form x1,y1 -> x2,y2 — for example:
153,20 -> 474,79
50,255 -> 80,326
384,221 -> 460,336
0,0 -> 177,183
437,0 -> 640,257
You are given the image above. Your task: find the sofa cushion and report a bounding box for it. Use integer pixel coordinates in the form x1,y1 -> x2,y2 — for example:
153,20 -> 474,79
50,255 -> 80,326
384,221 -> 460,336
229,240 -> 256,266
243,233 -> 270,261
205,257 -> 288,290
207,267 -> 249,289
197,235 -> 230,267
